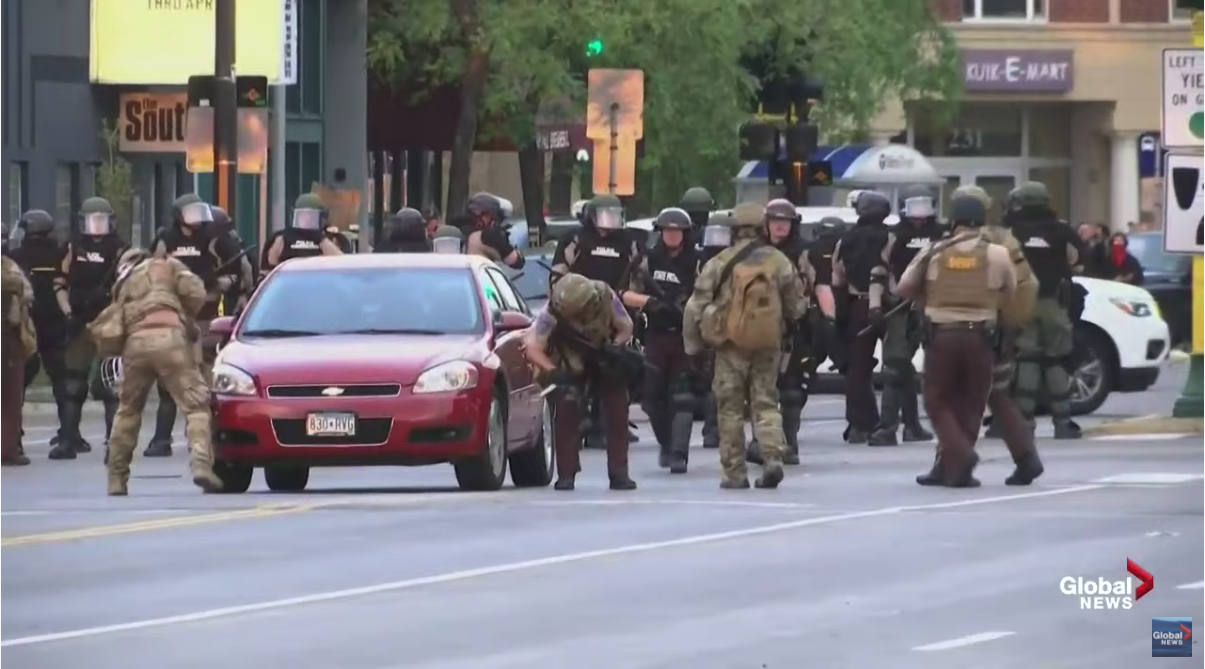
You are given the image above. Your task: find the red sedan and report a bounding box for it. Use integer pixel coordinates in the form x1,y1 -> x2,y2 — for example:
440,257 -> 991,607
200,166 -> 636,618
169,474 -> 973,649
206,253 -> 553,493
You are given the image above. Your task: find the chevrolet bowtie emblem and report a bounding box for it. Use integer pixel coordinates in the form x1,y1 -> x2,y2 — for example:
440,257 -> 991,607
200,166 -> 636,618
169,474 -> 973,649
321,387 -> 345,396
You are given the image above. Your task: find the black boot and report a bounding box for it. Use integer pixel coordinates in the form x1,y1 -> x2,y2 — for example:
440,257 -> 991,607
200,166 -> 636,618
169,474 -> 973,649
944,453 -> 981,488
3,442 -> 31,467
701,394 -> 719,449
49,400 -> 82,460
845,427 -> 870,445
902,424 -> 933,442
868,429 -> 898,447
1005,453 -> 1044,486
754,463 -> 784,489
746,439 -> 763,465
871,384 -> 901,446
668,408 -> 692,474
1053,419 -> 1082,440
102,398 -> 118,445
144,392 -> 177,456
781,401 -> 803,465
899,382 -> 932,442
915,453 -> 944,486
609,475 -> 637,490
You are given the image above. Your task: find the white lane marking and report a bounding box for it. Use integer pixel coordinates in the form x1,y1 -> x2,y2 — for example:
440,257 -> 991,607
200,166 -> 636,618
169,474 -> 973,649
0,484 -> 1107,648
0,509 -> 194,517
1089,434 -> 1195,441
525,499 -> 815,509
912,631 -> 1016,652
1091,473 -> 1205,484
1176,581 -> 1205,590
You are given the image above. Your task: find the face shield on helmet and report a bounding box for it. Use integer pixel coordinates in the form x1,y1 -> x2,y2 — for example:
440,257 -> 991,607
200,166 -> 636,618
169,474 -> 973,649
179,202 -> 214,227
902,196 -> 935,220
594,206 -> 623,230
432,237 -> 462,254
80,212 -> 114,236
100,357 -> 124,394
292,208 -> 324,230
702,224 -> 732,249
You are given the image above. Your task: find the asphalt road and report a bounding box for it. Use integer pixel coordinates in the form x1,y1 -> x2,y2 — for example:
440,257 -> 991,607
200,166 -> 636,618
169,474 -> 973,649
3,363 -> 1202,668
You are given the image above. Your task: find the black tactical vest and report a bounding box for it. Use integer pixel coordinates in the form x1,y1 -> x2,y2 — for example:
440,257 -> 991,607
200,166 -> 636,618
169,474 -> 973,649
888,221 -> 943,281
807,232 -> 840,286
644,244 -> 697,332
839,222 -> 890,293
1013,217 -> 1070,297
67,235 -> 125,319
12,239 -> 65,324
278,229 -> 325,263
570,230 -> 631,289
160,227 -> 216,285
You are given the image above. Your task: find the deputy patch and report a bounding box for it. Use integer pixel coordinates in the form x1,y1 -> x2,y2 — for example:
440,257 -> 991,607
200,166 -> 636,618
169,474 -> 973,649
945,255 -> 978,270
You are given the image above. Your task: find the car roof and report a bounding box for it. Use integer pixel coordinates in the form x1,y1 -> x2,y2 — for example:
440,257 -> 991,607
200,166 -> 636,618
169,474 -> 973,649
274,253 -> 493,272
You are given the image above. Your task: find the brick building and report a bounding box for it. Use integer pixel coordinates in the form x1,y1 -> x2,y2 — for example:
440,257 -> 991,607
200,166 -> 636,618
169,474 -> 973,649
872,0 -> 1196,229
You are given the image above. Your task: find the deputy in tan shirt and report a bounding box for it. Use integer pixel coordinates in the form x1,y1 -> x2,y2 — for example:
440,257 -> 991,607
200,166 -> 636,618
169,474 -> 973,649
895,195 -> 1015,489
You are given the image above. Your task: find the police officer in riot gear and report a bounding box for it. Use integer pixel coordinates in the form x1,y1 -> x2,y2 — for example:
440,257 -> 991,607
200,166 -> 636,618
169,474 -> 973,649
263,193 -> 344,271
1007,182 -> 1084,439
465,192 -> 524,268
747,199 -> 814,466
625,207 -> 698,473
696,212 -> 732,450
375,207 -> 430,253
832,191 -> 893,443
679,187 -> 715,244
552,193 -> 643,449
209,206 -> 255,312
807,216 -> 846,374
868,188 -> 941,446
432,225 -> 465,254
53,197 -> 128,459
10,210 -> 73,454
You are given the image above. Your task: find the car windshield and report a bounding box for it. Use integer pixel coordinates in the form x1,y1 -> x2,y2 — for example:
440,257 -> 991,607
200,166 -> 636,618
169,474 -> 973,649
240,267 -> 484,337
505,253 -> 552,301
1125,233 -> 1188,275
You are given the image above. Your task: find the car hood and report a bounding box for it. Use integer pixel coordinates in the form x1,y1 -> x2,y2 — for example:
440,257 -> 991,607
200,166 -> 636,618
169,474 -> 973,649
217,334 -> 488,386
1075,275 -> 1158,303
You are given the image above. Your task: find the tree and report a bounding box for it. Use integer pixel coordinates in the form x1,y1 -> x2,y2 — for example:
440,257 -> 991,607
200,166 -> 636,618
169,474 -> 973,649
368,0 -> 959,212
96,120 -> 135,240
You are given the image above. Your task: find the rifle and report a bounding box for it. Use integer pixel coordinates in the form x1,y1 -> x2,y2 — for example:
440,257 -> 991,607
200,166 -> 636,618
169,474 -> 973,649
856,298 -> 913,338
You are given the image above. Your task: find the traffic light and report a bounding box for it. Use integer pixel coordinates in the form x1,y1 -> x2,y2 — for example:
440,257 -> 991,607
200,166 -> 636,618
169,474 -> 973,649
585,38 -> 604,58
739,121 -> 777,161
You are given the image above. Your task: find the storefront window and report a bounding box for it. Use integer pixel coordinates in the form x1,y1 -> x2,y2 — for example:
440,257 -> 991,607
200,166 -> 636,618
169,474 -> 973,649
962,0 -> 1045,21
1030,167 -> 1071,221
1027,105 -> 1072,158
55,164 -> 75,225
288,0 -> 324,116
1172,0 -> 1195,22
913,104 -> 1024,157
8,163 -> 26,224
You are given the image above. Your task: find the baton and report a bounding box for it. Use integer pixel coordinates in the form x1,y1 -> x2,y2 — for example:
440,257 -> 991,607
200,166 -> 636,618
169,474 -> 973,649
856,299 -> 913,338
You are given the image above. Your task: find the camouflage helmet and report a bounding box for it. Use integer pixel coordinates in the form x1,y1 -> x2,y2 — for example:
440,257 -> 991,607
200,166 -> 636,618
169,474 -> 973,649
80,196 -> 114,215
679,187 -> 714,212
730,202 -> 766,228
431,224 -> 464,254
948,195 -> 987,227
294,192 -> 327,212
1006,182 -> 1051,212
765,198 -> 800,223
950,185 -> 992,211
653,207 -> 692,230
550,272 -> 604,316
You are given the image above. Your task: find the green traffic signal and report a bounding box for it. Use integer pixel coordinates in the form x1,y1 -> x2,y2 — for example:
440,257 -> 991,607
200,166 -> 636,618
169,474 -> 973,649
585,39 -> 603,57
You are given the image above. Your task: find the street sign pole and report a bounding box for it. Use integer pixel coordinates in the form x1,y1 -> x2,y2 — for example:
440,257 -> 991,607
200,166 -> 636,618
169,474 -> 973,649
1172,12 -> 1204,418
213,0 -> 239,216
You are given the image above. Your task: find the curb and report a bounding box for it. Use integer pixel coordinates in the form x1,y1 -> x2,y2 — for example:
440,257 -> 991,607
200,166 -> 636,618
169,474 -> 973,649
1169,350 -> 1191,362
1083,415 -> 1204,437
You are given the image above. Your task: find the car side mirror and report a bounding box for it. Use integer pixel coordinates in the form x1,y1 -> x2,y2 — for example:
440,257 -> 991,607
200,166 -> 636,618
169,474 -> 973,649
495,311 -> 533,332
209,315 -> 236,339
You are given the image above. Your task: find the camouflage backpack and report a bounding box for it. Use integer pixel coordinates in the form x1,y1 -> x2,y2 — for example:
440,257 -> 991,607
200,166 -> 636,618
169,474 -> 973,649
706,242 -> 782,352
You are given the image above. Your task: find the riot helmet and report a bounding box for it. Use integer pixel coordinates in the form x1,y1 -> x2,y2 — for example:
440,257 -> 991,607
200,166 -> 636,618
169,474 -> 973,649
679,187 -> 714,228
818,215 -> 845,231
100,356 -> 124,395
730,202 -> 766,238
20,209 -> 56,239
1005,182 -> 1052,213
210,205 -> 235,236
702,212 -> 733,249
950,185 -> 992,211
171,193 -> 212,230
78,196 -> 116,236
654,207 -> 691,248
291,193 -> 327,231
765,198 -> 799,224
585,193 -> 624,231
899,185 -> 936,223
854,191 -> 892,223
384,207 -> 427,242
948,196 -> 987,228
431,225 -> 465,254
468,192 -> 504,227
550,272 -> 603,319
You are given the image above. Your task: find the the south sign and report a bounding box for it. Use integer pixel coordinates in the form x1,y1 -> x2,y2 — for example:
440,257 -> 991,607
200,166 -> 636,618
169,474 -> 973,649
123,96 -> 186,144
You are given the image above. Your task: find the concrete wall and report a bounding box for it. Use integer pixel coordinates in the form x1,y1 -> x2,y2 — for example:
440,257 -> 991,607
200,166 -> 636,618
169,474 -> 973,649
3,0 -> 108,219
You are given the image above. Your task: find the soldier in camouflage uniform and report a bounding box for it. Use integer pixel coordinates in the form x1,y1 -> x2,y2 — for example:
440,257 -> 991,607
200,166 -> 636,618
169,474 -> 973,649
94,248 -> 222,495
683,203 -> 807,489
2,248 -> 36,466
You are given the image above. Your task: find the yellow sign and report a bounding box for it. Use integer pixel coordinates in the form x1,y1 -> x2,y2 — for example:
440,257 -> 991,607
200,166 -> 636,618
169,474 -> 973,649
590,140 -> 638,196
89,0 -> 296,85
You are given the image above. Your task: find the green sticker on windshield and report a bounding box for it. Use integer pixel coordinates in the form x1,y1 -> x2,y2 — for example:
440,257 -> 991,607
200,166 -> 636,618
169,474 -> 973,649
484,285 -> 499,304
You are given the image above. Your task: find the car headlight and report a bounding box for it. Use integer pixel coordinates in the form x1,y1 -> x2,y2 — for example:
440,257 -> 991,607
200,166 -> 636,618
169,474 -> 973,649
1109,298 -> 1154,318
413,360 -> 479,394
211,363 -> 258,396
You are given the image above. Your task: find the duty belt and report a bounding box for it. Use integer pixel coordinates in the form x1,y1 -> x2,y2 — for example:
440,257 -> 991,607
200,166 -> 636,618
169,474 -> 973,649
931,320 -> 992,331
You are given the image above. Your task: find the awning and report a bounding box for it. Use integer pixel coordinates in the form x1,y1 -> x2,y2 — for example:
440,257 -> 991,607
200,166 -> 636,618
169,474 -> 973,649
735,144 -> 869,181
735,143 -> 943,186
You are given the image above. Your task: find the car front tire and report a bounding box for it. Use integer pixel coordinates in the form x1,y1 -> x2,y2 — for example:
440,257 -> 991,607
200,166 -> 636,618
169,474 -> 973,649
264,466 -> 310,492
212,460 -> 254,494
454,389 -> 509,491
510,398 -> 554,487
1069,327 -> 1114,416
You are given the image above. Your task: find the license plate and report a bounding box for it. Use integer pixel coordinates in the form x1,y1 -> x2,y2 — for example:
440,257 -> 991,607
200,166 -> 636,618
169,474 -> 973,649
305,412 -> 356,437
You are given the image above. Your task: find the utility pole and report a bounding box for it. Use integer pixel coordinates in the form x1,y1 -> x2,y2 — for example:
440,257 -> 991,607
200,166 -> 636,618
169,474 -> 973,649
213,0 -> 238,214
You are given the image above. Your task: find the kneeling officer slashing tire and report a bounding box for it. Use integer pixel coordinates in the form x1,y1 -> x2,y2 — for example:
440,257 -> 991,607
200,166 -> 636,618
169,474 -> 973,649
683,203 -> 807,490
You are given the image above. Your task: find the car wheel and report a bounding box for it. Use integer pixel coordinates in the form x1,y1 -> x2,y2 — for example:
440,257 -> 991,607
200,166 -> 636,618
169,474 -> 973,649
510,397 -> 554,487
1069,328 -> 1114,417
212,460 -> 253,494
264,466 -> 310,492
454,389 -> 508,491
